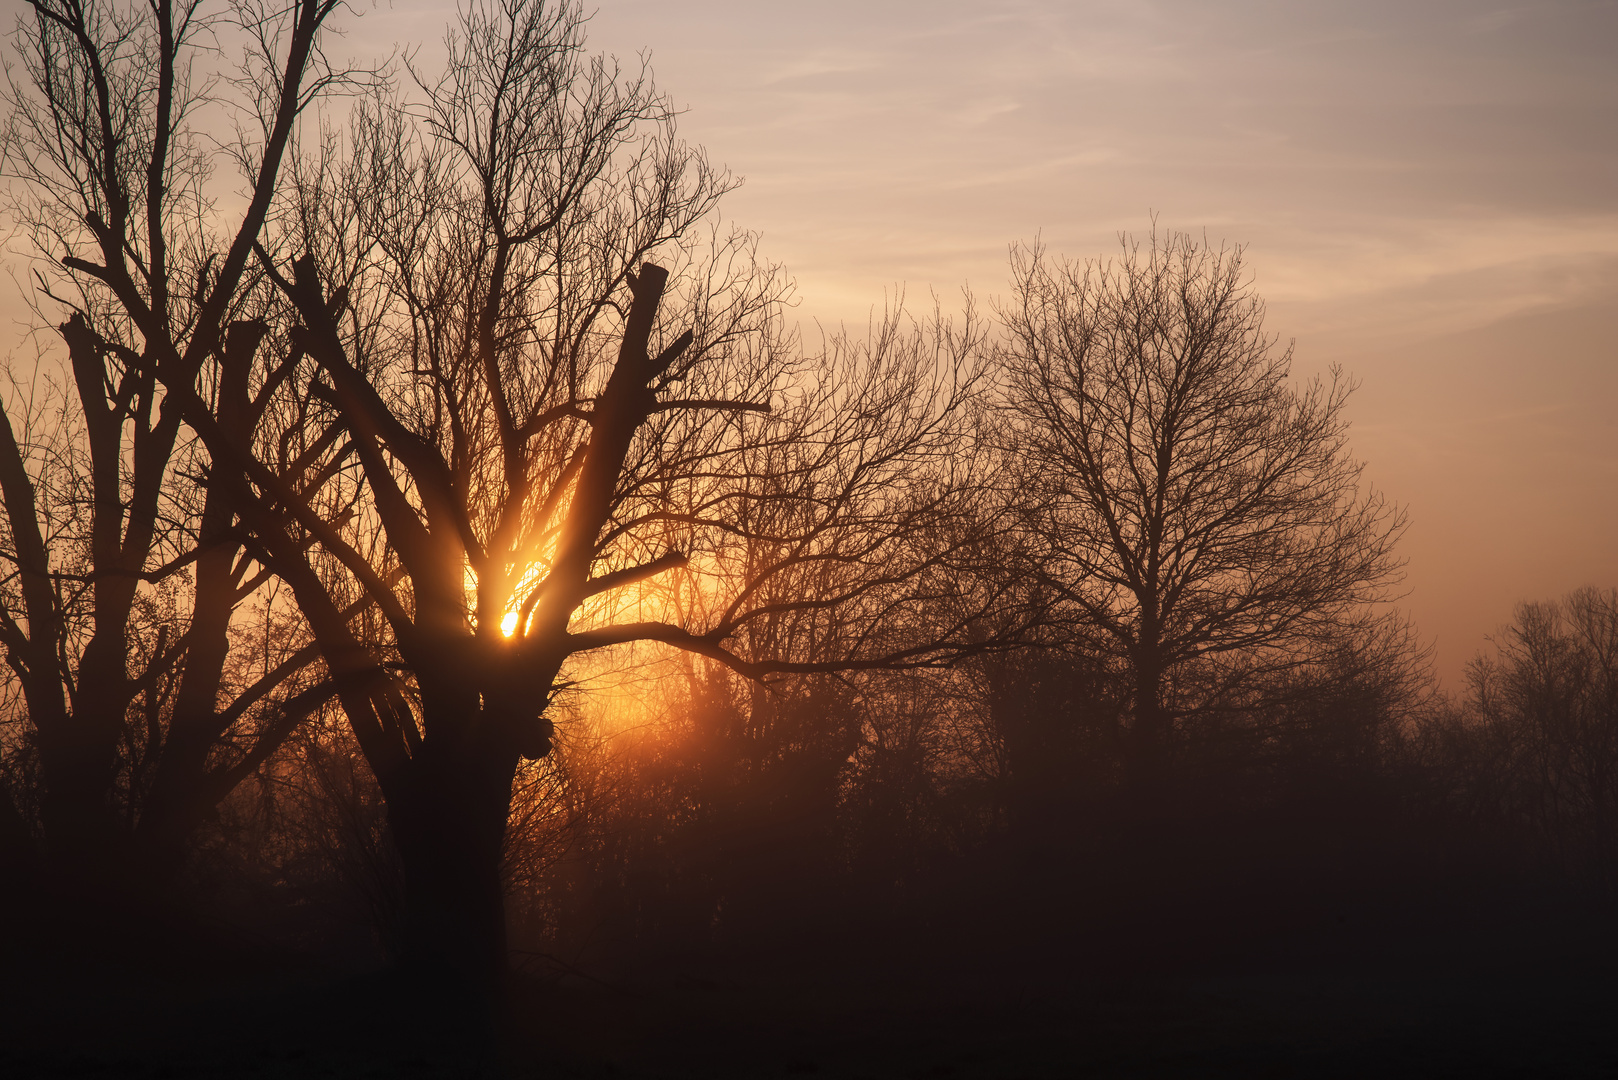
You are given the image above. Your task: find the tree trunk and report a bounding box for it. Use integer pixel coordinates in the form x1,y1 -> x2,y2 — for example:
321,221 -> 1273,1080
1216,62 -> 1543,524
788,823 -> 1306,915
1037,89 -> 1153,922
1128,648 -> 1172,801
386,744 -> 518,993
375,636 -> 563,992
0,781 -> 37,879
134,503 -> 241,884
36,711 -> 123,875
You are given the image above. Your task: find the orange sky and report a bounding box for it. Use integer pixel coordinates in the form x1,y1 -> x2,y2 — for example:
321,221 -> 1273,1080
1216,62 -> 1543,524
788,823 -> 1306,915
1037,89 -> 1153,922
4,0 -> 1613,690
575,0 -> 1618,691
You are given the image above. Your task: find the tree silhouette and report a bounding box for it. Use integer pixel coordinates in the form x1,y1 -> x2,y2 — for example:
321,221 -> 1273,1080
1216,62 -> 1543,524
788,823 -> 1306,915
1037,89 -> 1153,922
0,0 -> 352,894
106,0 -> 1015,987
1457,587 -> 1618,891
996,230 -> 1406,789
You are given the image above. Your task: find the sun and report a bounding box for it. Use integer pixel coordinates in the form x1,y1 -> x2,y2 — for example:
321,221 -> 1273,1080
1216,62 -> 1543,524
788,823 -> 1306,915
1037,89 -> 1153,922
500,611 -> 519,638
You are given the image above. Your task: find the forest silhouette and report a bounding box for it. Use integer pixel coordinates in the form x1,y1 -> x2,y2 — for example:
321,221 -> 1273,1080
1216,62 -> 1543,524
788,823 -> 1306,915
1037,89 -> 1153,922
1,1 -> 1614,1076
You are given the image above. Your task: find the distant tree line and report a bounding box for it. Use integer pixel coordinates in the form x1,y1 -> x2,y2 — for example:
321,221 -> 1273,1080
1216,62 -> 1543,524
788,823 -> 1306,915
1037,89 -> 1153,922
0,0 -> 1612,994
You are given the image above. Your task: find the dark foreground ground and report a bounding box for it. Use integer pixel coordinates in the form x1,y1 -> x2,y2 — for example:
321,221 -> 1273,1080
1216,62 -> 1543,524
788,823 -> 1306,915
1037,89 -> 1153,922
5,860 -> 1615,1079
3,947 -> 1616,1078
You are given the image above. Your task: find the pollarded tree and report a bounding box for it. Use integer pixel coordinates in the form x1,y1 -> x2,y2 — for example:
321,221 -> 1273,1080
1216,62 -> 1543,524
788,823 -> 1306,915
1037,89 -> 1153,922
148,0 -> 1014,987
996,229 -> 1406,785
0,0 -> 356,891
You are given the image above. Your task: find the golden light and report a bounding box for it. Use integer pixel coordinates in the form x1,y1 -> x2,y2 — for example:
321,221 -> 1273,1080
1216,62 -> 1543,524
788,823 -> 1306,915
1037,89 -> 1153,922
500,611 -> 520,638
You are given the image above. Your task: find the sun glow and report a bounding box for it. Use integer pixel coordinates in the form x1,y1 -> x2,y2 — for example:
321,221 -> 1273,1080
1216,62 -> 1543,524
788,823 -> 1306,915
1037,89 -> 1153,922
501,610 -> 520,638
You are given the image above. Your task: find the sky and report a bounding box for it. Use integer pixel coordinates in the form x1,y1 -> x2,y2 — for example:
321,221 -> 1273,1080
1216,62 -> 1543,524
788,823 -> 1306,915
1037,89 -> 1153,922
578,0 -> 1618,690
5,0 -> 1616,689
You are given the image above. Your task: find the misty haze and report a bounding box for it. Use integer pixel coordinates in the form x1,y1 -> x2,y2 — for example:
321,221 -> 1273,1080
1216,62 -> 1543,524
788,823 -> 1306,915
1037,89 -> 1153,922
0,1 -> 1614,1077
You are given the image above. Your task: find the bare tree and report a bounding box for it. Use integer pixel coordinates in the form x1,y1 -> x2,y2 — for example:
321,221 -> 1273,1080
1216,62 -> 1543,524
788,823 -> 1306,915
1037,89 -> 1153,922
124,0 -> 1016,988
1462,587 -> 1618,892
996,229 -> 1406,786
0,0 -> 354,890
